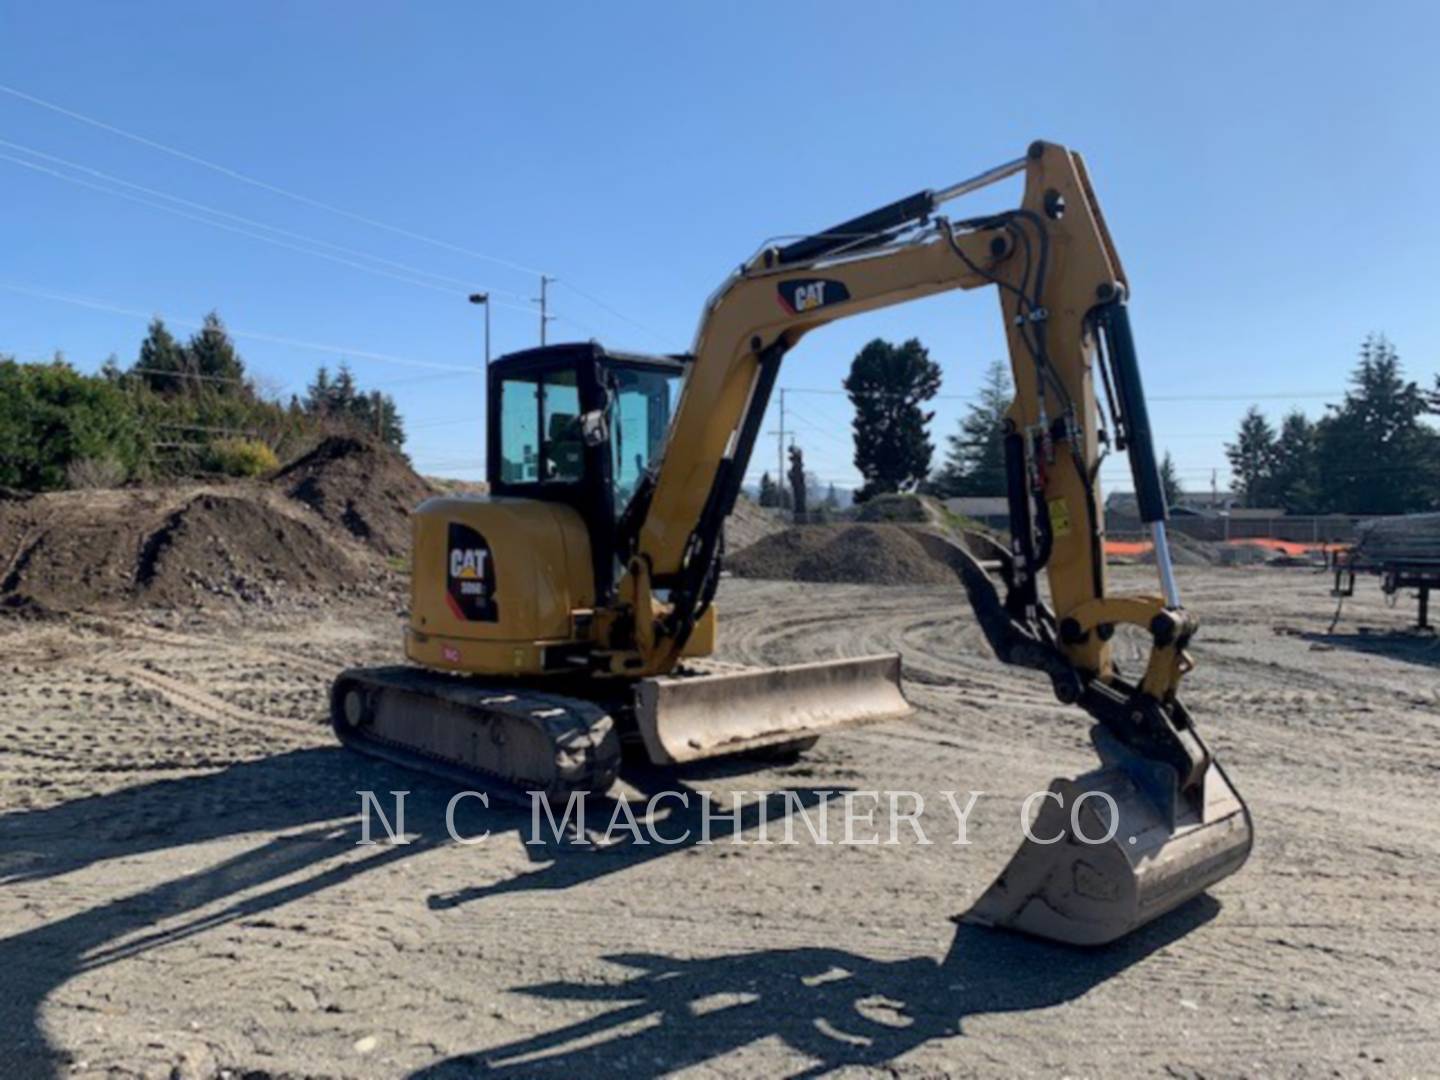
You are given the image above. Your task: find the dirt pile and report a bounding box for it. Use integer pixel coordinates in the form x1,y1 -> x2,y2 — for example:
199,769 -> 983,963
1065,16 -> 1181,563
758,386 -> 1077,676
725,495 -> 785,553
1137,530 -> 1220,566
135,494 -> 360,606
273,436 -> 433,558
726,523 -> 957,586
1216,542 -> 1271,566
0,487 -> 372,615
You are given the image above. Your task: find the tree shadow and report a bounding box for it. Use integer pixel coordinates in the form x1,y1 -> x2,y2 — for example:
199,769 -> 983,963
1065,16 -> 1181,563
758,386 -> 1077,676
411,896 -> 1221,1078
1300,627 -> 1440,669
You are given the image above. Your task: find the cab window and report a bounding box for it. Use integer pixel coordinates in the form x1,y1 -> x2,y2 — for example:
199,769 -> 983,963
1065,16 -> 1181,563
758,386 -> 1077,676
499,368 -> 584,484
499,378 -> 539,483
610,366 -> 681,511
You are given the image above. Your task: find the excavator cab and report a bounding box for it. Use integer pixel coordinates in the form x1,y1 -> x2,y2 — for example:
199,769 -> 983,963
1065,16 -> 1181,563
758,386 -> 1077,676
485,343 -> 687,599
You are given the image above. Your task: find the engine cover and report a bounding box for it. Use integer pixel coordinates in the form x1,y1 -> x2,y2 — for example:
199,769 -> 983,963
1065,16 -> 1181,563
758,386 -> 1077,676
406,494 -> 594,676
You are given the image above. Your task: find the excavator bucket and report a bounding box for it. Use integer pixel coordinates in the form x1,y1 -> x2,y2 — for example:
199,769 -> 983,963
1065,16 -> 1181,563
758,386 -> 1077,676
964,729 -> 1253,946
632,654 -> 910,765
909,528 -> 1253,945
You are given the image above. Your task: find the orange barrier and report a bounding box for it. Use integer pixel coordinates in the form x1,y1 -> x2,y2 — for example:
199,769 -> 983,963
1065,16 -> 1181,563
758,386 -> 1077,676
1105,540 -> 1152,557
1103,536 -> 1347,559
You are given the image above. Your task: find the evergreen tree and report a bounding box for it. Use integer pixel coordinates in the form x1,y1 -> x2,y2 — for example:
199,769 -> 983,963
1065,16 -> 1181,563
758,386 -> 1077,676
1313,334 -> 1434,513
184,311 -> 247,391
1225,407 -> 1277,508
1159,451 -> 1183,508
932,359 -> 1011,496
787,444 -> 807,520
133,317 -> 188,394
331,363 -> 360,413
1270,411 -> 1321,513
357,388 -> 406,449
757,471 -> 778,508
302,363 -> 405,447
305,366 -> 335,414
824,482 -> 839,509
844,337 -> 941,502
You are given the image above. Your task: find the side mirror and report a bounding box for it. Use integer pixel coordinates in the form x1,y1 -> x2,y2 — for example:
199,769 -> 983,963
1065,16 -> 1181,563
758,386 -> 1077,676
580,409 -> 609,447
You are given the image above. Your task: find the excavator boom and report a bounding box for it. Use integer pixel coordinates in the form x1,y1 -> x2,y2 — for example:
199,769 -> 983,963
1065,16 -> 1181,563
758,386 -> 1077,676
600,140 -> 1252,944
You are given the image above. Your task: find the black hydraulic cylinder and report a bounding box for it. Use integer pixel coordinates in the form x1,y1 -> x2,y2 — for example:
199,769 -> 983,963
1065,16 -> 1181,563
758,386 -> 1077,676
1099,300 -> 1169,524
776,190 -> 935,266
1002,428 -> 1038,609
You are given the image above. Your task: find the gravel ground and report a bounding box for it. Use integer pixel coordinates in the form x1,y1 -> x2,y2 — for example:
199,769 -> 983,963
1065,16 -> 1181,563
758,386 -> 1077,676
1,566 -> 1437,1078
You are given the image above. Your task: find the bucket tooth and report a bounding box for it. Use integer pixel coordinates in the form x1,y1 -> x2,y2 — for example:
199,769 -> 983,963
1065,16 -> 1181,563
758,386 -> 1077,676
632,653 -> 910,765
964,733 -> 1252,946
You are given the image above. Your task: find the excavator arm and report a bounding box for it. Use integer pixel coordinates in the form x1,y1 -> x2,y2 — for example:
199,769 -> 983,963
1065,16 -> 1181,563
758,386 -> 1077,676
615,141 -> 1175,700
604,141 -> 1252,943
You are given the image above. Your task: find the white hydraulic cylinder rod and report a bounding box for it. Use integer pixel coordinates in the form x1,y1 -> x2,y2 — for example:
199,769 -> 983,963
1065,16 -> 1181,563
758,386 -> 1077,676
1150,520 -> 1183,609
934,157 -> 1027,205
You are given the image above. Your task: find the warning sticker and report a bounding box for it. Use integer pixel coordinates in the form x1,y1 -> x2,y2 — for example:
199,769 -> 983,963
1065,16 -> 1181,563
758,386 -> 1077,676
1047,498 -> 1072,538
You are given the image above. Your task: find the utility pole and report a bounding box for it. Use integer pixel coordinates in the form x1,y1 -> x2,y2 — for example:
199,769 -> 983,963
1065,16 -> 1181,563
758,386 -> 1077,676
535,275 -> 556,345
468,292 -> 491,365
777,388 -> 786,483
761,389 -> 788,506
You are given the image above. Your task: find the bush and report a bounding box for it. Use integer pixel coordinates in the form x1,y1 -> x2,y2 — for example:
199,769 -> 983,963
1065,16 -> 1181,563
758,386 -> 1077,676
65,456 -> 128,489
0,358 -> 145,491
205,438 -> 279,477
855,492 -> 936,523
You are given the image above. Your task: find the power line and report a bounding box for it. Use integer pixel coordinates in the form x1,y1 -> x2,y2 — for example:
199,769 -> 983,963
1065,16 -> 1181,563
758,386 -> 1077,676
776,385 -> 1350,404
556,279 -> 673,348
781,385 -> 980,402
0,151 -> 542,313
0,81 -> 657,341
0,81 -> 545,278
0,281 -> 481,374
408,416 -> 486,431
784,407 -> 853,448
0,137 -> 530,303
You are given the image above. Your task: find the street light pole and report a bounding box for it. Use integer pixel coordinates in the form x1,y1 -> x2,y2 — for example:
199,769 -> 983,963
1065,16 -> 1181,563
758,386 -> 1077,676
467,292 -> 491,365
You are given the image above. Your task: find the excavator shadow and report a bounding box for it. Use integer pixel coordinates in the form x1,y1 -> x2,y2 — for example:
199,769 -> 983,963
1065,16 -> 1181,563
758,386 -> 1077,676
0,747 -> 845,1078
411,895 -> 1220,1078
425,760 -> 846,910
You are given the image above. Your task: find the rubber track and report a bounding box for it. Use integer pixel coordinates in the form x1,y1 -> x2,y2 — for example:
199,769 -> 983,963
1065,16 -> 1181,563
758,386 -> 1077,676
330,665 -> 621,806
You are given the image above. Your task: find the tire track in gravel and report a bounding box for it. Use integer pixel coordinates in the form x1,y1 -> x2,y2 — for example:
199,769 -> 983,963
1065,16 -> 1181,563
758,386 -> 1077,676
111,664 -> 320,742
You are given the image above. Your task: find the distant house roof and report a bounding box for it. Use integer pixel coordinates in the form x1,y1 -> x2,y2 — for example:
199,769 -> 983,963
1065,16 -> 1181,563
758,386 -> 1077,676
1227,507 -> 1286,519
945,496 -> 1010,518
1179,490 -> 1236,509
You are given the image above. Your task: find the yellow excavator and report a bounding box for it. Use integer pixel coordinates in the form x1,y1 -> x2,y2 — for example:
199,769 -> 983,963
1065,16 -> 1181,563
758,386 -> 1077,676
332,141 -> 1252,945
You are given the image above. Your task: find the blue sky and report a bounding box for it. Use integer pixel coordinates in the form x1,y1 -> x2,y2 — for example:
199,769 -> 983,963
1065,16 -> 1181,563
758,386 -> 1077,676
3,1 -> 1437,494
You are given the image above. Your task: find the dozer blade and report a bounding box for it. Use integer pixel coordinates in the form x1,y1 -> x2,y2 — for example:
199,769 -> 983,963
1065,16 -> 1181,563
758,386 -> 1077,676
964,729 -> 1253,946
632,654 -> 911,765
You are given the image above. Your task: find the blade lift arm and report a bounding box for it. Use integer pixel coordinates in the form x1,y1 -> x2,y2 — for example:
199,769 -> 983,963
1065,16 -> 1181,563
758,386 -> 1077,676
601,141 -> 1211,805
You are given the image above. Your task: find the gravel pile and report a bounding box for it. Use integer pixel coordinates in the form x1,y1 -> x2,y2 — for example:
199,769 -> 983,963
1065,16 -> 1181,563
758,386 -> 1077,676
726,524 -> 958,586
